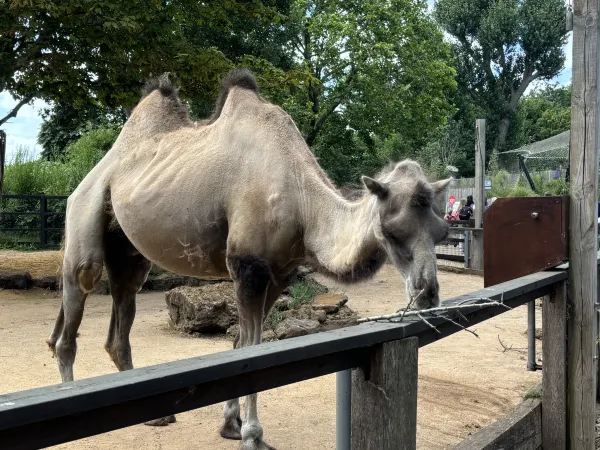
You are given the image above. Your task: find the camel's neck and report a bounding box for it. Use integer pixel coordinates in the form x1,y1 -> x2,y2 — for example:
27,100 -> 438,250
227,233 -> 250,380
301,178 -> 386,282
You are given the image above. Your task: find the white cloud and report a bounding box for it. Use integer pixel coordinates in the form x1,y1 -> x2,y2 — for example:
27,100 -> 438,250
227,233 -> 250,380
0,92 -> 48,161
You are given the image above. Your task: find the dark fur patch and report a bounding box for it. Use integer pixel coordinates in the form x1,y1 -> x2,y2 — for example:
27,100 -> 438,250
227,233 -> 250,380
316,247 -> 387,284
228,255 -> 272,299
410,181 -> 433,207
142,72 -> 178,99
210,68 -> 259,123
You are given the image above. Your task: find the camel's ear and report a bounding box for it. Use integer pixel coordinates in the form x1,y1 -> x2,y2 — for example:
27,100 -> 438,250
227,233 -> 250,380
362,176 -> 389,200
431,178 -> 452,211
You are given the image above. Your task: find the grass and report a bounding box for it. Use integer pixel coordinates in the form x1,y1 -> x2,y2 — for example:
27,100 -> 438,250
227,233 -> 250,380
288,278 -> 328,309
523,384 -> 542,400
264,278 -> 328,330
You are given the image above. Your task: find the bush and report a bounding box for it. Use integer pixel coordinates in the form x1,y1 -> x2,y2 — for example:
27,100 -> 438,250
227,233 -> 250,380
64,126 -> 119,189
3,125 -> 120,195
3,147 -> 70,195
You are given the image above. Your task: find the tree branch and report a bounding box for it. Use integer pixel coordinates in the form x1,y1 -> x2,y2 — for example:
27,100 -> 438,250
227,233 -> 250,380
305,66 -> 357,146
0,95 -> 33,127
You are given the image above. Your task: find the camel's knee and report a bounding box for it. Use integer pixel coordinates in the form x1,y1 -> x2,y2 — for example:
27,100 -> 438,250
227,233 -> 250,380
77,261 -> 103,293
64,260 -> 102,293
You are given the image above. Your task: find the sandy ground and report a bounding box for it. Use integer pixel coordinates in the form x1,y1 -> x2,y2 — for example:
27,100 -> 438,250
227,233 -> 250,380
0,255 -> 541,449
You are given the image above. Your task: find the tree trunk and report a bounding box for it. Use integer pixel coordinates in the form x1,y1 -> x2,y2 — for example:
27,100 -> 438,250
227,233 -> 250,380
495,115 -> 511,151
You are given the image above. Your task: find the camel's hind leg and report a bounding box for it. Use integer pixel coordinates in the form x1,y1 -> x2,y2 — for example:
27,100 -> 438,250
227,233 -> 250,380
52,185 -> 107,382
103,227 -> 151,370
102,227 -> 174,426
55,258 -> 103,382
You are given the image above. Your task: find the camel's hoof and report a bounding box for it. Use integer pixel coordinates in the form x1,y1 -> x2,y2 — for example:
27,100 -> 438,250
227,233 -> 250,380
144,415 -> 176,426
220,417 -> 242,440
240,440 -> 276,450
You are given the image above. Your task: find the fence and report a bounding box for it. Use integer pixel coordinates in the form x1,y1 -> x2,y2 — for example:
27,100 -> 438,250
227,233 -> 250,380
435,220 -> 478,268
0,269 -> 567,449
0,194 -> 67,248
0,130 -> 5,192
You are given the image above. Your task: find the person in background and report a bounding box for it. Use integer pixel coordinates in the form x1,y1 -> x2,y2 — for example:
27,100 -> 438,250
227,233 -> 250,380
466,195 -> 475,211
444,195 -> 456,220
458,198 -> 473,220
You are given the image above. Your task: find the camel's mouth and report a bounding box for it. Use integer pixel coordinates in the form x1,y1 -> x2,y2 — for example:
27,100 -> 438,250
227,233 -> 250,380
406,280 -> 439,310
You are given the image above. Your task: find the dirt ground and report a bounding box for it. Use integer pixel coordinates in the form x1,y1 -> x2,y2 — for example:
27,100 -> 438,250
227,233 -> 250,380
0,252 -> 541,449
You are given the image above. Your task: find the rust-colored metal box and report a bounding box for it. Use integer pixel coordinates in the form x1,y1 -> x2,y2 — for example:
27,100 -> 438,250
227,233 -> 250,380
483,196 -> 569,287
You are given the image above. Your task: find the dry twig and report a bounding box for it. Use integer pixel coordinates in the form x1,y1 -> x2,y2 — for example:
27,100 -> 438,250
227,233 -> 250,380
497,334 -> 527,354
358,299 -> 511,323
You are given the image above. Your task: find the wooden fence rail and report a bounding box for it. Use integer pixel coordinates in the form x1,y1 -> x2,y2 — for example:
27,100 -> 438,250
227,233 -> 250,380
0,270 -> 567,450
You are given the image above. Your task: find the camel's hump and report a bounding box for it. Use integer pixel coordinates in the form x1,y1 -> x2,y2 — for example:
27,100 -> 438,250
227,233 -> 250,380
141,72 -> 179,99
220,68 -> 258,93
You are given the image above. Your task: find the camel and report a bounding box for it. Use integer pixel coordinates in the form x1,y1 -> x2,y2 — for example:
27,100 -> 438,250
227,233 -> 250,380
47,69 -> 450,450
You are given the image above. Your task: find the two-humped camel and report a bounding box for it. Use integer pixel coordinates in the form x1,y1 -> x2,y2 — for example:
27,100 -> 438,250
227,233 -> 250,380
47,69 -> 450,450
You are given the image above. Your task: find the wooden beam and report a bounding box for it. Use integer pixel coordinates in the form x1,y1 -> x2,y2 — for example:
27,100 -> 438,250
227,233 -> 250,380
471,119 -> 486,270
542,282 -> 567,449
454,398 -> 542,449
474,119 -> 486,229
351,337 -> 418,450
568,0 -> 599,447
0,270 -> 566,449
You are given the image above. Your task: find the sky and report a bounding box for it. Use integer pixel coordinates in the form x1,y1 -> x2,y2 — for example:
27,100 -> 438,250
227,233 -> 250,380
0,18 -> 574,162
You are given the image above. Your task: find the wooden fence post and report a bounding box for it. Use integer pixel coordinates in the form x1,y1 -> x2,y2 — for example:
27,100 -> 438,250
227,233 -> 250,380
568,0 -> 598,447
542,282 -> 567,449
471,119 -> 485,271
351,337 -> 418,450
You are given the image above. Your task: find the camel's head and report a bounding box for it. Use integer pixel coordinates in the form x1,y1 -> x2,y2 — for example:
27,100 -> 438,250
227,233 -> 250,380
362,160 -> 451,310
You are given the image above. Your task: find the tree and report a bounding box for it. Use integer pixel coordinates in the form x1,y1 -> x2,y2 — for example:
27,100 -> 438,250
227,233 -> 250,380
1,0 -> 291,158
434,0 -> 568,151
285,0 -> 457,182
38,103 -> 126,160
0,0 -> 183,126
511,85 -> 571,147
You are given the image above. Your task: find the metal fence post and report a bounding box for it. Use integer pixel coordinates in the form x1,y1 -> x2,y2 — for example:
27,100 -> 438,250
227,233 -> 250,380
464,229 -> 471,269
527,300 -> 537,371
336,370 -> 351,450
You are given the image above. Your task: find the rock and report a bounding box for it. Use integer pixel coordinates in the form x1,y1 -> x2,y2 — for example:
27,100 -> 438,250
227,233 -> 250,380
275,318 -> 320,339
312,292 -> 348,314
312,309 -> 327,323
166,283 -> 238,333
273,296 -> 291,311
319,305 -> 358,331
0,270 -> 32,289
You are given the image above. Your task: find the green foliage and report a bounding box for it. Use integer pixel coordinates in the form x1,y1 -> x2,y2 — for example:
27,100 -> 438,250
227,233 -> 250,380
63,126 -> 120,187
288,0 -> 457,183
39,103 -> 126,160
265,309 -> 285,330
510,85 -> 571,147
3,126 -> 119,195
3,148 -> 70,195
434,0 -> 568,152
489,170 -> 537,198
288,278 -> 328,309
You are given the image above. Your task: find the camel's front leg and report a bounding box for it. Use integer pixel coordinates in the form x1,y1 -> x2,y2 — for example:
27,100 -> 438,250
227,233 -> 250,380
224,255 -> 276,450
